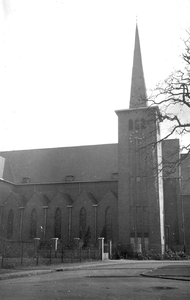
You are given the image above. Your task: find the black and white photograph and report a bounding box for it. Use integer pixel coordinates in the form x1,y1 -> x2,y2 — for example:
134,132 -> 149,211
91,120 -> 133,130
0,1 -> 190,299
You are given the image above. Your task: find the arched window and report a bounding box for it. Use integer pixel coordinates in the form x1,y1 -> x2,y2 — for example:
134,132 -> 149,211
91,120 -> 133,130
141,118 -> 145,129
54,207 -> 62,239
135,119 -> 140,130
7,209 -> 14,239
30,208 -> 37,239
105,207 -> 112,242
129,119 -> 133,131
79,207 -> 86,240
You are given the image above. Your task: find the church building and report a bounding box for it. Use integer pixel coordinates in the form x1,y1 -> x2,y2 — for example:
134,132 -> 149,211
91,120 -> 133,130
0,25 -> 189,255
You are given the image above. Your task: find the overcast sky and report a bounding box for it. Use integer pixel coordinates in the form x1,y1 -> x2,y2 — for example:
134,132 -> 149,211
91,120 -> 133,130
0,0 -> 190,151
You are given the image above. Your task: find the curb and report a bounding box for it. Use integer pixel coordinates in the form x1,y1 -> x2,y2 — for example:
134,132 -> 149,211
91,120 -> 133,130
141,272 -> 190,282
0,261 -> 119,281
1,260 -> 190,281
141,273 -> 190,281
0,269 -> 55,281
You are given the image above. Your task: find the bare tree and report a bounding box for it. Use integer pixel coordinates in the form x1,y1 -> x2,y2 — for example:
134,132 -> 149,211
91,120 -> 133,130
151,32 -> 190,155
143,32 -> 190,182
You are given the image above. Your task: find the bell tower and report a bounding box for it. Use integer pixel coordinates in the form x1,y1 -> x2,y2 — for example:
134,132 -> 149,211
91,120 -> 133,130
116,24 -> 165,254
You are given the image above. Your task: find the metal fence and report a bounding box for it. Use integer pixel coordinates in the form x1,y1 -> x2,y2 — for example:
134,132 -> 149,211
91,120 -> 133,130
0,238 -> 100,268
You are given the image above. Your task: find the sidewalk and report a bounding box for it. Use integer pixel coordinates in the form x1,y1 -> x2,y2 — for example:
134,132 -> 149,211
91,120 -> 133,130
141,263 -> 190,281
0,260 -> 122,280
0,260 -> 190,281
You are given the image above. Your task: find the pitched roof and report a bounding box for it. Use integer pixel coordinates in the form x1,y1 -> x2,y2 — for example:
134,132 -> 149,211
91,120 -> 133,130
0,144 -> 118,184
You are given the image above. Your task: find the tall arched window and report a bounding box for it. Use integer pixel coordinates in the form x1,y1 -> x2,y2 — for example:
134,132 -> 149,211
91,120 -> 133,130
54,207 -> 62,239
30,208 -> 37,239
79,207 -> 86,240
7,209 -> 14,239
135,119 -> 140,130
141,118 -> 145,129
105,207 -> 112,242
129,119 -> 133,131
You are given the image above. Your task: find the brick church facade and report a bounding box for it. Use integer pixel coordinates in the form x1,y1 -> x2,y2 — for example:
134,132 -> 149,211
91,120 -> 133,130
0,25 -> 190,255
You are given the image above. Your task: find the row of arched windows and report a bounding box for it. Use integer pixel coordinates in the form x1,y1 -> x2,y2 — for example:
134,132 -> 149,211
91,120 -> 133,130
129,118 -> 146,131
6,206 -> 113,241
6,208 -> 62,240
30,207 -> 62,240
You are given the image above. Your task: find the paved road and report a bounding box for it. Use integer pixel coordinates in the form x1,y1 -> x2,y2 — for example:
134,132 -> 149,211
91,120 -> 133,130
0,261 -> 190,299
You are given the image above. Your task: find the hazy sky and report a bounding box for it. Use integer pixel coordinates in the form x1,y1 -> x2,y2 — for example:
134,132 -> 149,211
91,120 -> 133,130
0,0 -> 190,151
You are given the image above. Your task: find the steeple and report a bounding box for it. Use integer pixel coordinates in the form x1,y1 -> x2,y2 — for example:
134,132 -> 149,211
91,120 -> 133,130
129,24 -> 147,109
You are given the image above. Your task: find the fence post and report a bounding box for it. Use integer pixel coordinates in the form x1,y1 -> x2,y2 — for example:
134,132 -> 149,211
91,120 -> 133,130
108,240 -> 112,259
98,237 -> 104,260
71,248 -> 74,263
51,238 -> 59,258
33,238 -> 40,266
1,241 -> 5,268
80,247 -> 82,262
61,245 -> 64,263
73,238 -> 80,262
20,242 -> 24,266
50,245 -> 52,264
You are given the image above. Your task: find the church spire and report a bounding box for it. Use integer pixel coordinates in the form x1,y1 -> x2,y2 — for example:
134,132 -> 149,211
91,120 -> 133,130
129,24 -> 147,109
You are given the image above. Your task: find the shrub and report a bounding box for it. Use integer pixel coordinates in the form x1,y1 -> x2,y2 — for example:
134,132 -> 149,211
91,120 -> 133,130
124,249 -> 190,261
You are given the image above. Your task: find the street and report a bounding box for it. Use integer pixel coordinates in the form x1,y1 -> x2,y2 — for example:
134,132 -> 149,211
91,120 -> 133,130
0,261 -> 190,299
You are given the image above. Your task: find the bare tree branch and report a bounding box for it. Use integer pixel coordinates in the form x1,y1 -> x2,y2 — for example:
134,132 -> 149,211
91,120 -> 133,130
149,33 -> 190,155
